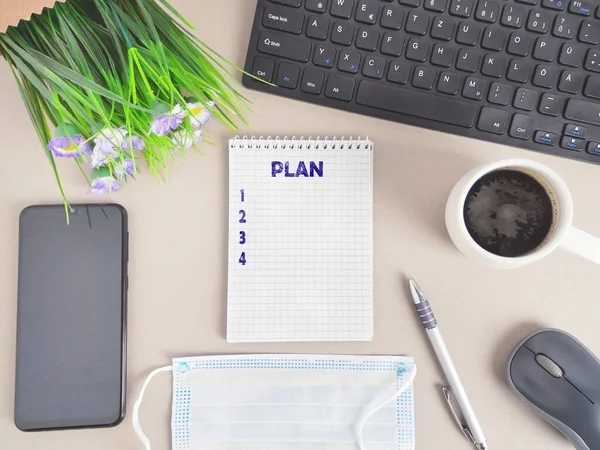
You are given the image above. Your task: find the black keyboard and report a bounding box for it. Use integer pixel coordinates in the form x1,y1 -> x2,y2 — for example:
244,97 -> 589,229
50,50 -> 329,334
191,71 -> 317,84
242,0 -> 600,164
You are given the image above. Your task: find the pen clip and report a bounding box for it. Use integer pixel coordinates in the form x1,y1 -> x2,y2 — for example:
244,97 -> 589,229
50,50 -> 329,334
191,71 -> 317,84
442,385 -> 476,446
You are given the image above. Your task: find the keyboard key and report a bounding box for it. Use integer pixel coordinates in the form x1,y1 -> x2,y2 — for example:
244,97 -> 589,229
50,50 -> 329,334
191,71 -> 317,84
564,98 -> 600,125
561,136 -> 584,151
413,65 -> 436,89
258,32 -> 311,62
478,107 -> 509,134
533,38 -> 559,61
306,16 -> 330,40
313,43 -> 336,67
438,71 -> 462,94
584,75 -> 600,99
450,0 -> 474,17
553,15 -> 577,39
534,130 -> 558,146
488,82 -> 512,105
425,0 -> 449,13
587,141 -> 600,155
431,43 -> 455,66
271,0 -> 301,7
457,22 -> 482,45
526,10 -> 551,34
325,73 -> 356,100
381,5 -> 404,30
356,28 -> 379,50
558,70 -> 583,93
507,60 -> 532,83
584,49 -> 600,72
406,38 -> 430,61
431,16 -> 456,40
338,49 -> 361,73
252,56 -> 276,82
482,27 -> 507,50
462,77 -> 486,99
509,113 -> 535,139
516,0 -> 538,5
559,43 -> 584,67
263,6 -> 305,34
306,0 -> 329,13
569,0 -> 592,16
331,0 -> 354,18
356,1 -> 379,24
539,93 -> 563,116
356,80 -> 477,127
501,4 -> 526,29
400,0 -> 421,5
406,11 -> 430,35
331,22 -> 355,45
579,21 -> 600,45
456,48 -> 481,72
475,0 -> 500,23
481,54 -> 507,78
532,65 -> 557,88
277,62 -> 300,88
387,60 -> 411,84
363,55 -> 386,78
514,87 -> 537,110
381,33 -> 404,56
507,32 -> 532,56
300,67 -> 325,94
564,123 -> 587,138
541,0 -> 564,10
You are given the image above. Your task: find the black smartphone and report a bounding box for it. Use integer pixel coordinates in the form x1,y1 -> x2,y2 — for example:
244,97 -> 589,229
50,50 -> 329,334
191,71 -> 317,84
15,204 -> 128,431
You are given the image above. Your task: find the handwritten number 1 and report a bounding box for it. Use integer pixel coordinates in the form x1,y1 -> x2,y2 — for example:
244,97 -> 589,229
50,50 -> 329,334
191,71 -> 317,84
239,210 -> 246,223
240,189 -> 245,202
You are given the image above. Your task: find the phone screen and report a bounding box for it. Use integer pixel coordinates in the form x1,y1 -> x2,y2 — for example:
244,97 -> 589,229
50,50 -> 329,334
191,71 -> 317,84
15,204 -> 128,431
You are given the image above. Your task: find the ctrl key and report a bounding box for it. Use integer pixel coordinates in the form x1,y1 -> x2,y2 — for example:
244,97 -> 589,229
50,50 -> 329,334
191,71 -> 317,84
534,130 -> 558,146
252,56 -> 275,83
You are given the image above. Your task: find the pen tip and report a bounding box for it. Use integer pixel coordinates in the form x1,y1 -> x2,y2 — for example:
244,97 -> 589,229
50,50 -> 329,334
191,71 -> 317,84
408,277 -> 423,305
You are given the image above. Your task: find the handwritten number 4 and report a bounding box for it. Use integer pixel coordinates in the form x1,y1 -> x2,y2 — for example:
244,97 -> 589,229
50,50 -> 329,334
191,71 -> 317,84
239,210 -> 246,223
239,252 -> 246,265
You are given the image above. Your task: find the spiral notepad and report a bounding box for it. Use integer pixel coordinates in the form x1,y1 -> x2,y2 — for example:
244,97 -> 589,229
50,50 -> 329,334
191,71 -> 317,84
227,137 -> 373,343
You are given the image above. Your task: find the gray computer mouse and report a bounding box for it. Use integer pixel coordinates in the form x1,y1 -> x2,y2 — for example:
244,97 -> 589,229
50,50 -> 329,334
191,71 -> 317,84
507,329 -> 600,450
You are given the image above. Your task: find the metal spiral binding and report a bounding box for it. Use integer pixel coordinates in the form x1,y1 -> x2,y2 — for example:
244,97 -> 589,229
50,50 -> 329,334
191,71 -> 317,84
230,136 -> 372,150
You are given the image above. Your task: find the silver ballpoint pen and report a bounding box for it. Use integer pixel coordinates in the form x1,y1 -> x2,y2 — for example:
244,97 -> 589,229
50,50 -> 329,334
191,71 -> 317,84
409,277 -> 488,450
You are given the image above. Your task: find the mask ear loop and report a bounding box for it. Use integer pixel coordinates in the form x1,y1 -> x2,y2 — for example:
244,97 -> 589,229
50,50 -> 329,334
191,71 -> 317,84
133,365 -> 173,450
355,364 -> 418,450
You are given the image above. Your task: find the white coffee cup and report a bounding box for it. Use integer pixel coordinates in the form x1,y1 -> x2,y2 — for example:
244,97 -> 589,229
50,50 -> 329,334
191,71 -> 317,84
446,159 -> 600,269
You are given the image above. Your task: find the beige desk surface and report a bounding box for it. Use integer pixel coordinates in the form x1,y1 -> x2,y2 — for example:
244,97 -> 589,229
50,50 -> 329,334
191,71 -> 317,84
1,1 -> 599,449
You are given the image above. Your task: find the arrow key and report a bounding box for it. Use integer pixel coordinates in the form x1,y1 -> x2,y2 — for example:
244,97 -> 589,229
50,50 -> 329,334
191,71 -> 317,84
534,130 -> 558,146
313,43 -> 336,68
560,136 -> 585,151
564,123 -> 588,138
338,49 -> 361,73
587,141 -> 600,155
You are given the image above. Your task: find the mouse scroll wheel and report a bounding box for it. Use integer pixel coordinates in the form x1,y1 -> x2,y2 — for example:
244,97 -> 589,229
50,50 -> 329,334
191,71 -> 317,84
535,354 -> 564,378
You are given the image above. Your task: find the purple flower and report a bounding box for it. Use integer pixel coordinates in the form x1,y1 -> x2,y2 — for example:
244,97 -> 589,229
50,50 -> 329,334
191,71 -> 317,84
172,128 -> 203,151
188,101 -> 215,129
87,167 -> 121,195
121,136 -> 145,151
114,158 -> 134,179
47,135 -> 91,158
91,127 -> 127,168
149,104 -> 187,136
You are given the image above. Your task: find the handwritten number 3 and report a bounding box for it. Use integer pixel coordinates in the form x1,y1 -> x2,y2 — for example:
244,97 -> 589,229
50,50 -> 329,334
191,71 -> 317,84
239,210 -> 246,223
239,231 -> 246,244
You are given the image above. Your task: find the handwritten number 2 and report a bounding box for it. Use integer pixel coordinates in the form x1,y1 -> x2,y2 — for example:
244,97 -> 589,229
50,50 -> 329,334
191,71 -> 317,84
239,231 -> 246,244
239,210 -> 246,223
239,252 -> 246,265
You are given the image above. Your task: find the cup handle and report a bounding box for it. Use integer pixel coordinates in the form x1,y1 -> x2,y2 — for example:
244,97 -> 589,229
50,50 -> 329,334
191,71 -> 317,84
561,227 -> 600,264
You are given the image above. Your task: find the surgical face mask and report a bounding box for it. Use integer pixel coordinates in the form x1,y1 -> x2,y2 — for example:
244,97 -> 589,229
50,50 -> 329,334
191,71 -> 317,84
133,355 -> 417,450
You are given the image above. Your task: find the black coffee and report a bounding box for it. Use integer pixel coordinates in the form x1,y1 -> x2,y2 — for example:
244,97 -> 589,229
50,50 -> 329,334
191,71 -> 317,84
463,169 -> 554,257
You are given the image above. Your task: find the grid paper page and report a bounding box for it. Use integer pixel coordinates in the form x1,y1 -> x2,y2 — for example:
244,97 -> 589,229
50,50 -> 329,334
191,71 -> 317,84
227,138 -> 373,342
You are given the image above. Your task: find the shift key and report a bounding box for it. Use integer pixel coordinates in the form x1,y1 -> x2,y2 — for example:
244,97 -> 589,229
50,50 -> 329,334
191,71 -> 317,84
564,99 -> 600,126
258,32 -> 311,62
